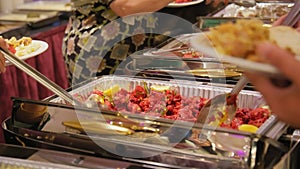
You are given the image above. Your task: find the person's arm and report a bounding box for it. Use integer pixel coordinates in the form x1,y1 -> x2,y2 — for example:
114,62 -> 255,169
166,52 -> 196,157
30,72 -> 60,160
0,37 -> 6,73
244,15 -> 300,127
110,0 -> 174,17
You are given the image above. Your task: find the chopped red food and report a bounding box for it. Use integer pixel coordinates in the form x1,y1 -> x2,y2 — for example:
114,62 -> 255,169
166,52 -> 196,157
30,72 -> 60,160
82,85 -> 271,130
175,0 -> 193,3
222,107 -> 271,129
8,45 -> 16,54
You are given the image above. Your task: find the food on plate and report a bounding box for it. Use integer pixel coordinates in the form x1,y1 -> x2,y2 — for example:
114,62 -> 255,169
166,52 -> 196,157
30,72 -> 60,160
206,19 -> 300,62
4,36 -> 41,57
78,84 -> 271,130
6,36 -> 32,47
174,0 -> 193,3
206,19 -> 269,61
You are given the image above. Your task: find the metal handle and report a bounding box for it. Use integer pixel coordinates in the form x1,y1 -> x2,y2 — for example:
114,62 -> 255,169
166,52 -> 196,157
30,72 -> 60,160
281,0 -> 300,27
230,75 -> 249,95
0,47 -> 78,106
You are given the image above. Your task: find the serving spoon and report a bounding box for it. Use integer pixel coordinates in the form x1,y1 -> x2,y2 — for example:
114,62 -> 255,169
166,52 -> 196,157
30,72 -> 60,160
195,75 -> 249,127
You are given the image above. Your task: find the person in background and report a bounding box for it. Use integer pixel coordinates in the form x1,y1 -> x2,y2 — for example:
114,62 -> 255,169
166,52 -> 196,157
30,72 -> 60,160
0,37 -> 7,73
245,17 -> 300,128
63,0 -> 221,85
63,0 -> 180,85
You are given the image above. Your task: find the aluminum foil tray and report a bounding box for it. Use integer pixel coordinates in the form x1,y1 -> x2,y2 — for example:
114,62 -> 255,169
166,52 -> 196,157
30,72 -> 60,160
50,75 -> 263,110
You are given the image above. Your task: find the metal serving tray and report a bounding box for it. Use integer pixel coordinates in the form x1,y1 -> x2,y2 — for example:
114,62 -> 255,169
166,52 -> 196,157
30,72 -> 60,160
8,97 -> 289,169
131,33 -> 242,81
213,2 -> 293,18
0,11 -> 59,28
196,2 -> 294,30
133,33 -> 219,65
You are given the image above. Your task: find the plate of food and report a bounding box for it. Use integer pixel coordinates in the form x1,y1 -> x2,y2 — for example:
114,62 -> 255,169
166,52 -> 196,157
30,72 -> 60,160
4,37 -> 48,65
190,19 -> 300,76
167,0 -> 204,7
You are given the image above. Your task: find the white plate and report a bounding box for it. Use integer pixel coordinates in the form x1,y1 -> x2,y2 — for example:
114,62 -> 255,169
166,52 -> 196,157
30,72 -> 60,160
190,32 -> 300,76
167,0 -> 204,8
5,40 -> 49,65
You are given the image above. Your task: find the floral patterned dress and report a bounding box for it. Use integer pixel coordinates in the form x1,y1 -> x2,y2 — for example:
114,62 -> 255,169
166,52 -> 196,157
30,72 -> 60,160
63,0 -> 194,85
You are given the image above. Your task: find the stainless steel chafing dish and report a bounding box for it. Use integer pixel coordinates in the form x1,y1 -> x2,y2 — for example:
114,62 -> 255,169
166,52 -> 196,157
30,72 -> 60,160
213,2 -> 294,18
4,75 -> 294,169
0,11 -> 60,28
128,33 -> 243,80
196,2 -> 294,30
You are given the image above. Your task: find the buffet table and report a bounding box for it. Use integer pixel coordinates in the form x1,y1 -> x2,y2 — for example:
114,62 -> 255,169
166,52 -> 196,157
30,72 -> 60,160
0,23 -> 69,142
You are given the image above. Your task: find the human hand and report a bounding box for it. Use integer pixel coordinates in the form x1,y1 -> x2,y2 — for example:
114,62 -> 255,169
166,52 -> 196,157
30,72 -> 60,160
0,37 -> 7,73
245,43 -> 300,128
273,14 -> 300,31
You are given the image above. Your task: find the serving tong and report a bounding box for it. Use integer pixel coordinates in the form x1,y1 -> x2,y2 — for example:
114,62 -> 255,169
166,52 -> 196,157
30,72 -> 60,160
0,47 -> 78,105
0,46 -> 161,134
195,75 -> 249,126
281,0 -> 300,27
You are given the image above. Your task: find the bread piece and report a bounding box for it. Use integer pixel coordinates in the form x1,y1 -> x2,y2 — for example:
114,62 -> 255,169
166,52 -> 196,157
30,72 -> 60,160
269,26 -> 300,56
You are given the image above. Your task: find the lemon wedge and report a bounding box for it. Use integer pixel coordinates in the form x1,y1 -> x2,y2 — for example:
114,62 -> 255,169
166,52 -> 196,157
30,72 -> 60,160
103,84 -> 120,96
150,85 -> 170,92
238,124 -> 258,133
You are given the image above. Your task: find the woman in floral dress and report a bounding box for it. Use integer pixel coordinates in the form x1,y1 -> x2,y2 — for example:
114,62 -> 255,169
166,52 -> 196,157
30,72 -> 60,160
63,0 -> 195,85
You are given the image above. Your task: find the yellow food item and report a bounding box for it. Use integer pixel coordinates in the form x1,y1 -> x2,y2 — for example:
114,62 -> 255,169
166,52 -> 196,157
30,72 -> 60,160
4,36 -> 42,57
207,19 -> 269,61
15,43 -> 41,57
206,19 -> 300,62
103,84 -> 120,96
5,36 -> 32,48
238,124 -> 258,133
150,85 -> 170,92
